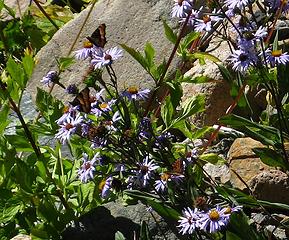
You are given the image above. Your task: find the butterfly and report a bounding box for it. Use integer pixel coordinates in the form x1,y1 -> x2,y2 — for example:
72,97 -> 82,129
70,87 -> 93,113
171,159 -> 184,175
87,23 -> 107,48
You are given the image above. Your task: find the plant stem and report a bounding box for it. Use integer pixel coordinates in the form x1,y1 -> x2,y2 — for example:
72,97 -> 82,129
144,10 -> 192,116
32,0 -> 59,30
0,80 -> 70,210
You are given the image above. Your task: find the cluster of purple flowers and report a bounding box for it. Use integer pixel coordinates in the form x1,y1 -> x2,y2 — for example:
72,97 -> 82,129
170,0 -> 289,75
178,205 -> 242,234
73,39 -> 123,69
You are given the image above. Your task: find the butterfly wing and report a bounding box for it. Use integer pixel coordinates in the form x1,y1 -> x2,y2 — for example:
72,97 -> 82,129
87,23 -> 107,48
70,87 -> 91,113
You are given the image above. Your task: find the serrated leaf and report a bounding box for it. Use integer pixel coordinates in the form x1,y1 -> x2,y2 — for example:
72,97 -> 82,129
162,19 -> 177,44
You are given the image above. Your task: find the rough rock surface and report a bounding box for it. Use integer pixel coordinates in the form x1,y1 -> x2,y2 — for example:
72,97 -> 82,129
182,41 -> 232,126
2,0 -> 31,20
227,137 -> 272,190
62,201 -> 179,240
27,0 -> 174,102
10,235 -> 31,240
249,170 -> 289,204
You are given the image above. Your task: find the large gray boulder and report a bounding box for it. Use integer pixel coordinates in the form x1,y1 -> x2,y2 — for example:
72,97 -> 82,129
27,0 -> 174,102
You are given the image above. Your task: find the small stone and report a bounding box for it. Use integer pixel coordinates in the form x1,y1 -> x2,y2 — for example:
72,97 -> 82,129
249,170 -> 289,204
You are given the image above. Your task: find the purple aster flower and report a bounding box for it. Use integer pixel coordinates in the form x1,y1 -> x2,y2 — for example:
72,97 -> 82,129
198,206 -> 228,233
56,106 -> 79,125
177,207 -> 200,235
194,10 -> 222,33
224,0 -> 250,10
41,70 -> 58,87
266,49 -> 289,67
154,173 -> 184,192
91,99 -> 116,117
254,26 -> 268,40
66,84 -> 79,94
55,113 -> 84,144
228,49 -> 257,73
185,148 -> 199,165
222,205 -> 243,223
171,0 -> 193,18
74,40 -> 98,60
123,87 -> 150,100
135,156 -> 160,187
181,7 -> 202,26
100,176 -> 113,198
91,47 -> 123,69
78,153 -> 97,183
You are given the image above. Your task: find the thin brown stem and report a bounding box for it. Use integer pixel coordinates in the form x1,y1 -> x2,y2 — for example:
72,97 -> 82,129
143,11 -> 192,116
32,0 -> 59,30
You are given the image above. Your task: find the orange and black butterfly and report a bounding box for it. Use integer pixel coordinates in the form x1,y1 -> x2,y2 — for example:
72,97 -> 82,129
70,87 -> 93,113
87,23 -> 107,48
171,158 -> 184,175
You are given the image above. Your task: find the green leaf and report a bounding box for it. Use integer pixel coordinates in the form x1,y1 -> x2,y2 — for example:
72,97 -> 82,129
161,96 -> 174,127
140,221 -> 152,240
6,57 -> 25,89
226,231 -> 242,240
144,42 -> 155,68
218,64 -> 234,83
147,200 -> 180,220
22,54 -> 35,79
0,102 -> 10,134
188,52 -> 221,63
220,114 -> 284,147
162,19 -> 177,44
273,30 -> 279,51
3,3 -> 15,18
57,57 -> 75,71
5,134 -> 33,152
180,75 -> 211,84
36,87 -> 64,130
228,212 -> 266,240
115,231 -> 126,240
120,44 -> 148,71
253,147 -> 289,169
181,31 -> 200,49
171,94 -> 205,127
199,153 -> 226,164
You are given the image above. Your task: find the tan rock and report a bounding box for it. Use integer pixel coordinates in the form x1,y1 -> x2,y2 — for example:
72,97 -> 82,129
10,234 -> 31,240
249,170 -> 289,204
227,137 -> 272,190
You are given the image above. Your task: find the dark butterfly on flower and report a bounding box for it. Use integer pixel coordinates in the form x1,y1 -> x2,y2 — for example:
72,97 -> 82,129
171,159 -> 184,175
87,124 -> 107,140
70,87 -> 92,113
87,23 -> 107,48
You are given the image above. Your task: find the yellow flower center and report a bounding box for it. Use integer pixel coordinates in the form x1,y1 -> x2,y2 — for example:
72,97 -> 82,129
203,15 -> 211,24
98,179 -> 106,190
271,50 -> 282,57
209,210 -> 220,221
63,106 -> 70,113
128,86 -> 139,94
224,207 -> 231,214
100,103 -> 108,109
83,40 -> 93,48
161,173 -> 170,181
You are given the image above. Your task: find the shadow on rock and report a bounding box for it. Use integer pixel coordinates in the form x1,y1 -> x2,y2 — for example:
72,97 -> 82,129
62,206 -> 140,240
